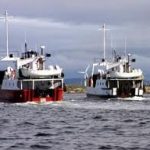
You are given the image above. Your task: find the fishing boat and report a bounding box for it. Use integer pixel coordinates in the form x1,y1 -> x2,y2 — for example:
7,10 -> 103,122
0,11 -> 64,103
81,24 -> 144,98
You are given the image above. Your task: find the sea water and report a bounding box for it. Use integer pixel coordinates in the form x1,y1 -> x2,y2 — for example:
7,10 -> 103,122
0,94 -> 150,150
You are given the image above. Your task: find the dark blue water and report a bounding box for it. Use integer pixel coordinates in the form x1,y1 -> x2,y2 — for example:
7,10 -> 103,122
0,94 -> 150,150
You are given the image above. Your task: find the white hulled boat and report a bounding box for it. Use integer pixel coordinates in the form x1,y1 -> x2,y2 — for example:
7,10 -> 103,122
82,24 -> 144,98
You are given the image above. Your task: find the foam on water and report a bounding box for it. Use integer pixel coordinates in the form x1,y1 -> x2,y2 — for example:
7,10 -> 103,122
115,96 -> 148,101
10,94 -> 150,111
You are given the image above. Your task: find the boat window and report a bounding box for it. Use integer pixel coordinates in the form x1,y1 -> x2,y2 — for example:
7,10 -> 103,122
9,54 -> 13,58
17,81 -> 21,88
22,81 -> 33,89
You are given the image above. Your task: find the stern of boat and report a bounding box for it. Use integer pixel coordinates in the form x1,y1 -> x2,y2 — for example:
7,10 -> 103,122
19,78 -> 64,102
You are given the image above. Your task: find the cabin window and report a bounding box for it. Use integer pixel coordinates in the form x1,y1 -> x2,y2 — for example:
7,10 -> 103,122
17,81 -> 21,88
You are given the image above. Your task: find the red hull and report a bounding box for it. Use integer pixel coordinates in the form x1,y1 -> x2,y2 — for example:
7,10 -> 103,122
0,88 -> 64,103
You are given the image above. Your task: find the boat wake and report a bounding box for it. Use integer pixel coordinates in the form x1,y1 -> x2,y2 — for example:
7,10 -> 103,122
10,93 -> 150,111
15,101 -> 63,106
115,96 -> 148,101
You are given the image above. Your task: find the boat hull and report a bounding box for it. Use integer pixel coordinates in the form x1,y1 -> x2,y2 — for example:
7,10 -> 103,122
86,93 -> 117,99
86,86 -> 143,99
0,88 -> 64,103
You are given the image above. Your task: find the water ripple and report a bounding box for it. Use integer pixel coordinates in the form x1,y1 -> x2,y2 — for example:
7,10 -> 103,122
0,93 -> 150,149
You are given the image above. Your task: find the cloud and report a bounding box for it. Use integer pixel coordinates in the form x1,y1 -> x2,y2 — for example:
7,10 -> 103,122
0,16 -> 103,78
0,0 -> 150,79
1,0 -> 150,25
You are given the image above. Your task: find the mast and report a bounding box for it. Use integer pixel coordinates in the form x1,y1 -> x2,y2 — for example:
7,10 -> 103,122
25,32 -> 28,52
103,24 -> 106,60
0,11 -> 12,57
5,10 -> 9,57
100,24 -> 109,61
124,37 -> 127,57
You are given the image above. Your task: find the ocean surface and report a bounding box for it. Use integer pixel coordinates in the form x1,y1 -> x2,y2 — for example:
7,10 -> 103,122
1,94 -> 150,150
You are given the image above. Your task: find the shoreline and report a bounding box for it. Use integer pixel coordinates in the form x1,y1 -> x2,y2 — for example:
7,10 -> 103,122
65,84 -> 85,94
144,85 -> 150,94
65,84 -> 150,94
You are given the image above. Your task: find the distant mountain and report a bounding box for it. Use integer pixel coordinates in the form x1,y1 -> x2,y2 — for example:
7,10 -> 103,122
64,77 -> 84,85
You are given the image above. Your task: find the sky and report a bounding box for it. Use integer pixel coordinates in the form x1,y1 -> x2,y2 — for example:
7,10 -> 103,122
0,0 -> 150,79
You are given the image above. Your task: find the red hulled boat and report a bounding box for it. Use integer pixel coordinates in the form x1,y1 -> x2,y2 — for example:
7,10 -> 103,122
0,11 -> 64,103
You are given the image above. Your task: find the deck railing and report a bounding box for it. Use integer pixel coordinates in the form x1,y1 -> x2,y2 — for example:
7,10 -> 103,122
19,78 -> 64,90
